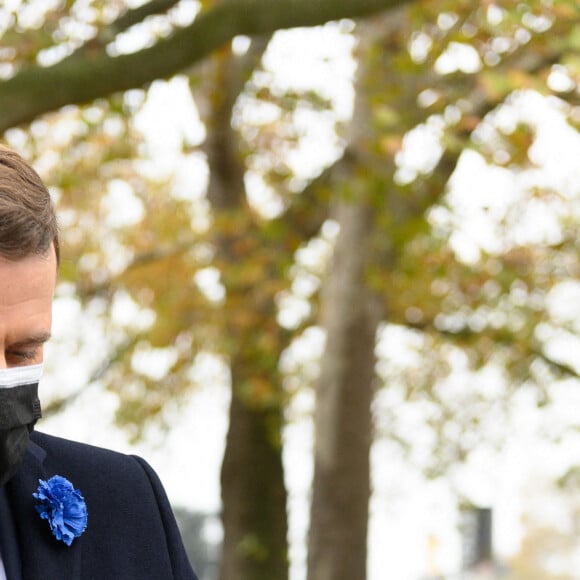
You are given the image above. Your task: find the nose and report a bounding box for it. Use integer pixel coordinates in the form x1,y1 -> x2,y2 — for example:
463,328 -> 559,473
0,354 -> 5,369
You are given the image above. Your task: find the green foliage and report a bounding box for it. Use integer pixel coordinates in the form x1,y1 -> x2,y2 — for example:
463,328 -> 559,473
3,3 -> 580,579
1,0 -> 580,494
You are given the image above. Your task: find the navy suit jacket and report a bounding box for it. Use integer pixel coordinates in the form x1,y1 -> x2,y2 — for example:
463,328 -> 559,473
1,431 -> 198,579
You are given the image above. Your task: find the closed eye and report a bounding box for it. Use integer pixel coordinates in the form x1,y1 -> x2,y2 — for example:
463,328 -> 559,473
8,350 -> 37,360
5,333 -> 50,365
6,349 -> 39,365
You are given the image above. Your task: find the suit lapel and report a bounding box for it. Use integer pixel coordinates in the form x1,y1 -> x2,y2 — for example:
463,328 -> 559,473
0,485 -> 22,580
6,441 -> 82,580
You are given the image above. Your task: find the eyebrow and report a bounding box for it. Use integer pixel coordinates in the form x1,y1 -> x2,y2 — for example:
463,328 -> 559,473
10,332 -> 52,348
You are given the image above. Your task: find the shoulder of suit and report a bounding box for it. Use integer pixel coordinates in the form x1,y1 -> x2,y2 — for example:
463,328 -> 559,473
30,430 -> 153,482
31,430 -> 126,458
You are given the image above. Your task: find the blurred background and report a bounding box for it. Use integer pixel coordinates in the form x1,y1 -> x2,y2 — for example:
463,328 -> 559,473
1,0 -> 580,578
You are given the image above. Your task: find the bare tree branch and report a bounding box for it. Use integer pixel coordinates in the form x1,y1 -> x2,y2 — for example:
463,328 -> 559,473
42,336 -> 139,417
76,236 -> 198,299
104,0 -> 183,39
0,0 -> 413,133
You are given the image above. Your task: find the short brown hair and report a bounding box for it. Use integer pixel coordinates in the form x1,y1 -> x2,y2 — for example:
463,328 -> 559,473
0,146 -> 59,262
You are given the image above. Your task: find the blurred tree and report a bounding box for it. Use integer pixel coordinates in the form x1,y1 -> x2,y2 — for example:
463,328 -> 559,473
197,40 -> 291,580
0,0 -> 412,132
2,2 -> 580,580
305,2 -> 580,578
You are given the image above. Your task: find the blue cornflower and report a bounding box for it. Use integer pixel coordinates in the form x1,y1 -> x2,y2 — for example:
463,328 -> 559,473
33,475 -> 88,546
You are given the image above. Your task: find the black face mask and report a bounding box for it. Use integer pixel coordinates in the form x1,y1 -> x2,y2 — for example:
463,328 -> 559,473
0,364 -> 42,486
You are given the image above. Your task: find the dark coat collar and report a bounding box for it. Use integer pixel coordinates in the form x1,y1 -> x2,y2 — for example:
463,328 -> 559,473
6,440 -> 82,580
0,484 -> 21,579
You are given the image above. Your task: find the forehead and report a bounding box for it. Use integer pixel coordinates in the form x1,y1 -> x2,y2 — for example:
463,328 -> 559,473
0,251 -> 56,337
0,250 -> 56,298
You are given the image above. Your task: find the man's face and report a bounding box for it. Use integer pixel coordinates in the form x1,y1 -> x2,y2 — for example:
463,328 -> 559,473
0,247 -> 56,368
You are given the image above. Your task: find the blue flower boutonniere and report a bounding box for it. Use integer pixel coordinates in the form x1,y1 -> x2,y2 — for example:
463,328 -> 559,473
33,475 -> 88,546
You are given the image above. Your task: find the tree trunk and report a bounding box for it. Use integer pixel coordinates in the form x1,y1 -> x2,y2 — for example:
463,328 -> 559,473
303,10 -> 470,578
199,44 -> 290,580
220,369 -> 288,580
307,199 -> 381,580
